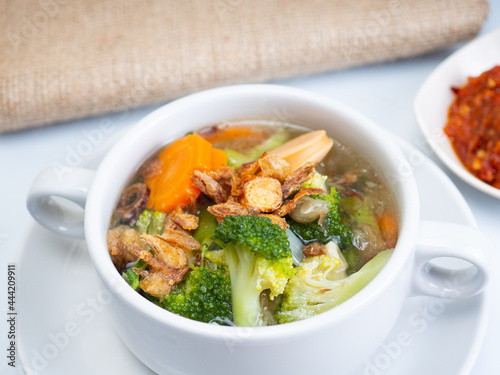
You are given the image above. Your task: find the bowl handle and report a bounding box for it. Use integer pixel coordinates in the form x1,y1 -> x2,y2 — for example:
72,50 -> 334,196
410,220 -> 491,299
26,168 -> 95,239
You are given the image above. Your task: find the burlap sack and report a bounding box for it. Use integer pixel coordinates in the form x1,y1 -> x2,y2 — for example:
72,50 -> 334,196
0,0 -> 489,133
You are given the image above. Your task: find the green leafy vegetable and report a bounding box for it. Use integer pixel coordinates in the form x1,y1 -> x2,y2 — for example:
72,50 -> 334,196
193,206 -> 219,247
122,259 -> 148,290
225,128 -> 290,168
276,248 -> 393,323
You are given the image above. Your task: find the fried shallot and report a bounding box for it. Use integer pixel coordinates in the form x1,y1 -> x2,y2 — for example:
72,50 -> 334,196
169,206 -> 199,231
192,170 -> 227,204
302,242 -> 328,257
132,233 -> 190,298
281,162 -> 317,199
241,176 -> 283,212
258,154 -> 291,183
106,225 -> 142,272
207,166 -> 235,196
207,201 -> 260,221
161,228 -> 201,252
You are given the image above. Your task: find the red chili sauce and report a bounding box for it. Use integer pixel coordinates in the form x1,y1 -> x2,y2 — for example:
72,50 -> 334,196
444,65 -> 500,189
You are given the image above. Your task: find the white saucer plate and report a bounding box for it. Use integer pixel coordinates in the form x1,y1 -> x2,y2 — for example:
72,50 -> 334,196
17,137 -> 489,375
414,27 -> 500,200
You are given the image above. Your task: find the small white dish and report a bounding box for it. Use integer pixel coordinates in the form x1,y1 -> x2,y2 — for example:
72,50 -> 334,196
17,136 -> 489,375
414,27 -> 500,199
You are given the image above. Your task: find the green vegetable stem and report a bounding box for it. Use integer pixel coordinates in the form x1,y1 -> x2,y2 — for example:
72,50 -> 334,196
212,215 -> 295,327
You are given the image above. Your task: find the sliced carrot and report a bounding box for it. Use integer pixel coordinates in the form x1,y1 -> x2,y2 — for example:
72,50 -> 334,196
146,134 -> 216,212
377,211 -> 398,248
211,147 -> 228,169
200,125 -> 267,144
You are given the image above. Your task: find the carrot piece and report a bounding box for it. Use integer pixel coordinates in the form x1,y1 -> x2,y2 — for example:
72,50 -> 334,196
377,211 -> 398,248
146,134 -> 213,212
200,125 -> 267,144
211,147 -> 228,169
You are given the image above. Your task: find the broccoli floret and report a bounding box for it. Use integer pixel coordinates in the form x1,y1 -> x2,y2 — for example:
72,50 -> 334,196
135,209 -> 166,235
212,215 -> 295,327
276,248 -> 393,324
301,171 -> 328,190
288,188 -> 352,249
162,265 -> 232,324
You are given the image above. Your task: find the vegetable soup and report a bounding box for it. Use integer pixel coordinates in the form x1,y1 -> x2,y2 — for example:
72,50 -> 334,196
107,121 -> 398,326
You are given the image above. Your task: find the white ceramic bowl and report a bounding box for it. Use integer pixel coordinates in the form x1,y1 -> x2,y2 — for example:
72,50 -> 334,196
27,84 -> 491,375
414,28 -> 500,199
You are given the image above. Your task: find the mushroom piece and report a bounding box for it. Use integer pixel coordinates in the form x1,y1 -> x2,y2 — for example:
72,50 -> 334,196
289,196 -> 329,224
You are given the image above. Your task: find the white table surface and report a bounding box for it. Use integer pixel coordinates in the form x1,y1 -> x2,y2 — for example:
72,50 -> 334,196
1,4 -> 499,375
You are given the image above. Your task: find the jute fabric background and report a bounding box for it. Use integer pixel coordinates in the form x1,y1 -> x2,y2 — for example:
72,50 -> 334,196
0,0 -> 489,133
